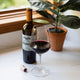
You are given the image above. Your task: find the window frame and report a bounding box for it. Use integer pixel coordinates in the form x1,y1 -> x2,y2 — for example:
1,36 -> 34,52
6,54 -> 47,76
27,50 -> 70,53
0,0 -> 54,34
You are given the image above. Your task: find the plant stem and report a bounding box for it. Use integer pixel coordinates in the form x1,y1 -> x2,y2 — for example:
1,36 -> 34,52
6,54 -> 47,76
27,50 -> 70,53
55,0 -> 61,32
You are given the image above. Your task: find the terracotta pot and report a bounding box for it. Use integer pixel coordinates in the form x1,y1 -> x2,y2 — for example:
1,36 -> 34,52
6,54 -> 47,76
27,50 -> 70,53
46,27 -> 67,51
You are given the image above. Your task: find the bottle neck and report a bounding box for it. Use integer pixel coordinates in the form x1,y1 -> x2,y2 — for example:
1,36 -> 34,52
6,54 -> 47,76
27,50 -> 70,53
26,8 -> 32,22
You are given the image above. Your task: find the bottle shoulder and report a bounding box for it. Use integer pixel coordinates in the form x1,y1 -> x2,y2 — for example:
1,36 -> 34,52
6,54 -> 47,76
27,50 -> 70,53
22,22 -> 33,35
23,22 -> 33,29
23,23 -> 28,29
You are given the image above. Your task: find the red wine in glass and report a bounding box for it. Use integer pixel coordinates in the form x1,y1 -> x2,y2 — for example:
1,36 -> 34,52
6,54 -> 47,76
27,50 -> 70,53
30,40 -> 50,54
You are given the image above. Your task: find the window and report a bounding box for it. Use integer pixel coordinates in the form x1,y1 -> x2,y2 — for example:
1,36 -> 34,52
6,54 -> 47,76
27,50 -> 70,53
0,0 -> 54,34
0,0 -> 29,10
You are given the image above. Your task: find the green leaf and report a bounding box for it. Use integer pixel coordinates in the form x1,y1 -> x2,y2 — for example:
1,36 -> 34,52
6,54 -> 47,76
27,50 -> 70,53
33,19 -> 49,24
28,0 -> 56,10
33,19 -> 55,26
59,0 -> 80,12
60,15 -> 80,29
48,8 -> 58,15
55,0 -> 66,3
36,10 -> 55,21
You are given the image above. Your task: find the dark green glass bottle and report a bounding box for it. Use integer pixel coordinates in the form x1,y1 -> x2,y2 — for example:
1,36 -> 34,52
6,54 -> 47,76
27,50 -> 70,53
22,8 -> 36,64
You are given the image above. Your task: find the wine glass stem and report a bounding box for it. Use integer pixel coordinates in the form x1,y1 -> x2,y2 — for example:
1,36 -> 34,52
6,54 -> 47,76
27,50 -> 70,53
39,54 -> 41,64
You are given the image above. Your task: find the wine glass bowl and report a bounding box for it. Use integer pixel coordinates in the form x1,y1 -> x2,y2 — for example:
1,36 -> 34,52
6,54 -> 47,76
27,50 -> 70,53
30,40 -> 50,54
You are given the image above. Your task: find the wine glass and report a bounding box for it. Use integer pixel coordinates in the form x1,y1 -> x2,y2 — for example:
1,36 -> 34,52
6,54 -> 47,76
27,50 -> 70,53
30,26 -> 50,77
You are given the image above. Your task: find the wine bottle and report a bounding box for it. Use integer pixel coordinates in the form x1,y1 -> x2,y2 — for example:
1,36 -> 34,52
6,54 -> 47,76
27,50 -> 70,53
22,8 -> 36,64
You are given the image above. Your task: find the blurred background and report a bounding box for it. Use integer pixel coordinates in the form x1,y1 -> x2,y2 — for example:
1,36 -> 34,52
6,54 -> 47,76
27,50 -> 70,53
0,0 -> 29,10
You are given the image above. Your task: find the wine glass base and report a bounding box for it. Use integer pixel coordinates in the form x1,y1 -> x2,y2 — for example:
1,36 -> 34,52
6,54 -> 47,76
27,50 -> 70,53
31,66 -> 49,77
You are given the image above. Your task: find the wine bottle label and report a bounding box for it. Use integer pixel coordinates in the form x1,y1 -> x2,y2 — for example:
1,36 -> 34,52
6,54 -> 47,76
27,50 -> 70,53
22,34 -> 32,51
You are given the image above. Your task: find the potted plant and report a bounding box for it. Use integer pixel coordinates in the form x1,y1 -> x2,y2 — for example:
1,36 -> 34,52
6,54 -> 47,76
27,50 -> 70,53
28,0 -> 80,51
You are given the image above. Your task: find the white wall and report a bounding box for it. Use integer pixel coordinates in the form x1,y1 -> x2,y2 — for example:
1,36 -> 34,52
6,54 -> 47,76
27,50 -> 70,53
63,10 -> 80,47
0,30 -> 22,51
